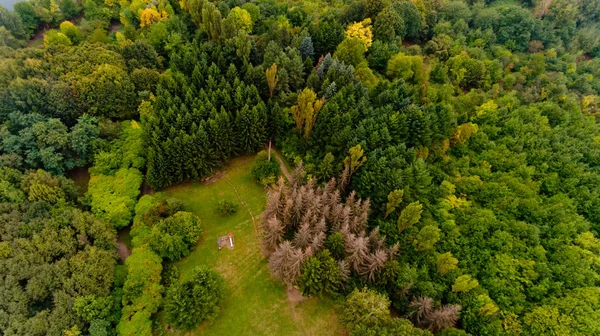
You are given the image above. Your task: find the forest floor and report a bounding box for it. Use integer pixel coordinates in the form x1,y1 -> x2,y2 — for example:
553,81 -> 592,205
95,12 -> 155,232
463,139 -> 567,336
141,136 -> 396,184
163,155 -> 345,336
116,227 -> 132,262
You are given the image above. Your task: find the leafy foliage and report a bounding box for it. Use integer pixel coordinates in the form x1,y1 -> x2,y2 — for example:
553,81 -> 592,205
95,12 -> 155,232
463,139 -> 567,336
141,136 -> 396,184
341,287 -> 390,330
215,199 -> 238,216
87,121 -> 144,228
3,0 -> 600,334
148,211 -> 202,261
0,172 -> 117,335
164,265 -> 225,330
251,149 -> 280,185
117,247 -> 163,336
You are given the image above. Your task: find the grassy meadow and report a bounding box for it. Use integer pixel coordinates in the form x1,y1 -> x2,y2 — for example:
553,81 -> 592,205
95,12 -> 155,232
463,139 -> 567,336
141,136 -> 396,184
163,155 -> 344,336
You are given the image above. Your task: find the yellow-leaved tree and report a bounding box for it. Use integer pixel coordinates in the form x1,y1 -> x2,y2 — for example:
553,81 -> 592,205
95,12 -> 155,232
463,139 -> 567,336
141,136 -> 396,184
290,88 -> 324,139
265,64 -> 278,98
140,8 -> 162,28
224,6 -> 252,36
345,18 -> 373,50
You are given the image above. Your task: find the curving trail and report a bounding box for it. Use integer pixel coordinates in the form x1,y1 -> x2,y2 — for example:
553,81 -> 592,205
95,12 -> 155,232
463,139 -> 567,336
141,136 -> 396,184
273,150 -> 292,182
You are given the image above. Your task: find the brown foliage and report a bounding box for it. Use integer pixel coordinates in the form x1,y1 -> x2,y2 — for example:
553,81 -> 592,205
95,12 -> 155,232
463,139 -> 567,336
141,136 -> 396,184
408,296 -> 461,333
261,216 -> 284,256
427,304 -> 461,333
261,169 -> 396,284
269,241 -> 305,284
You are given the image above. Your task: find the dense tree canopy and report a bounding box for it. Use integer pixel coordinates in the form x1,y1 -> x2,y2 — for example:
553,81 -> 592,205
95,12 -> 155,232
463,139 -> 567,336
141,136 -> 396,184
3,0 -> 600,334
0,167 -> 118,335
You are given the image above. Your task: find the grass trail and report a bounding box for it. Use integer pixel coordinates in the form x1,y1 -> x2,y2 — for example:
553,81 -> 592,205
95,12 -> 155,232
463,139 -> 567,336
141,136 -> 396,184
163,156 -> 344,336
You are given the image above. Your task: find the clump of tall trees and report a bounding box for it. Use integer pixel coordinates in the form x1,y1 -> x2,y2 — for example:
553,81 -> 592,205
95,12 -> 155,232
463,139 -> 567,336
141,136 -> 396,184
87,121 -> 144,229
143,63 -> 274,189
261,168 -> 398,295
4,0 -> 600,334
118,192 -> 207,333
0,166 -> 120,336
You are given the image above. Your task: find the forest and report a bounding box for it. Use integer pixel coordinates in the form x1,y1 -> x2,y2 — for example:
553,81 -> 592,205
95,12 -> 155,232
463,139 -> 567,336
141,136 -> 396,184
2,0 -> 600,334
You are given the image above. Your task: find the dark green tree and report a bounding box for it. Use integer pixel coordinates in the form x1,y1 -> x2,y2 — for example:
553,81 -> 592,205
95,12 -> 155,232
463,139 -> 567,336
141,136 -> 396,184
164,265 -> 226,330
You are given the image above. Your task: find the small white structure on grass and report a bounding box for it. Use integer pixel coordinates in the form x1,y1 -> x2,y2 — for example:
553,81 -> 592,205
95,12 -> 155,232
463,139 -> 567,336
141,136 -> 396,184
217,233 -> 235,250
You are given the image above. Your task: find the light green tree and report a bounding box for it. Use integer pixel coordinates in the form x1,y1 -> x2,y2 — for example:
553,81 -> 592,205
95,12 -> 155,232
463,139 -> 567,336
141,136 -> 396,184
437,252 -> 458,275
413,225 -> 440,252
398,201 -> 423,233
384,189 -> 404,219
452,274 -> 479,293
44,29 -> 72,48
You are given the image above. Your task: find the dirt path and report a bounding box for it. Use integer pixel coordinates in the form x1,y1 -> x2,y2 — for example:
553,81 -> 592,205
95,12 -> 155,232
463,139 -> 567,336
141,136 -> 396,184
286,285 -> 308,336
224,175 -> 259,236
273,150 -> 292,182
116,236 -> 131,262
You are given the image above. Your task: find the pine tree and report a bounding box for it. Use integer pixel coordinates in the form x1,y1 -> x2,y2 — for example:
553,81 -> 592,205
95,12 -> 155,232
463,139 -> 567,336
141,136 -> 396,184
310,231 -> 326,252
427,305 -> 461,333
261,217 -> 284,256
292,222 -> 312,249
235,105 -> 255,154
300,37 -> 315,61
297,256 -> 323,296
409,296 -> 461,333
269,241 -> 305,284
409,297 -> 433,327
325,232 -> 345,260
360,249 -> 388,282
267,102 -> 283,140
345,235 -> 370,272
398,201 -> 423,233
193,124 -> 215,177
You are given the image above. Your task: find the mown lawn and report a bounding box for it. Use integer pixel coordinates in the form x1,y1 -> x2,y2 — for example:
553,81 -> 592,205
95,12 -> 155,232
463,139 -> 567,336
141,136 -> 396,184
163,156 -> 345,336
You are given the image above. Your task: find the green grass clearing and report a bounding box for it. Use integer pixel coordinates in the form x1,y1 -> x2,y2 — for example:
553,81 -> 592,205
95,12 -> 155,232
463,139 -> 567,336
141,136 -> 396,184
163,156 -> 345,336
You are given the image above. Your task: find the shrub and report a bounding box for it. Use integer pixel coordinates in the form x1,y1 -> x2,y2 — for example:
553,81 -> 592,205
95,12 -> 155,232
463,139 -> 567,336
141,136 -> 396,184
342,287 -> 390,330
251,150 -> 280,185
216,199 -> 239,216
164,265 -> 225,331
147,211 -> 203,261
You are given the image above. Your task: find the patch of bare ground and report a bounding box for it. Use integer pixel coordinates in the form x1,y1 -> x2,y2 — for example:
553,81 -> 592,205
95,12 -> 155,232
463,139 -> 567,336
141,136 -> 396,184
274,150 -> 292,182
286,285 -> 308,336
116,235 -> 131,262
202,170 -> 224,184
287,285 -> 306,304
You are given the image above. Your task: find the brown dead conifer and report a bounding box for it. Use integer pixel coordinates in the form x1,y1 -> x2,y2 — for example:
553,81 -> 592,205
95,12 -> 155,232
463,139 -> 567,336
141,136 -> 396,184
269,241 -> 305,284
360,249 -> 389,282
261,216 -> 284,256
345,235 -> 370,272
427,304 -> 461,333
292,222 -> 312,249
